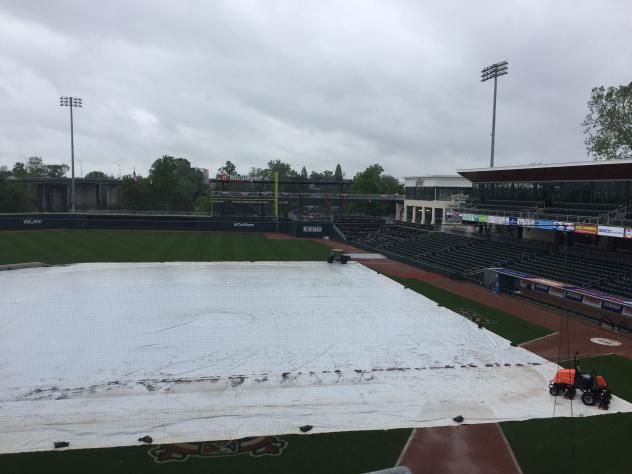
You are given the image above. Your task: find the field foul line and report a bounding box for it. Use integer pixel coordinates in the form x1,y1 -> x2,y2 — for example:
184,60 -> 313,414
496,423 -> 523,474
518,331 -> 559,347
395,428 -> 417,467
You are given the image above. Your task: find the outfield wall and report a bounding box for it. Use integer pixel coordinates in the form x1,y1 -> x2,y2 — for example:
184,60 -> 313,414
0,214 -> 335,238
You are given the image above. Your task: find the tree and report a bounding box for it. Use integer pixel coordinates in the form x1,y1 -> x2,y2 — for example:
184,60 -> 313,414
350,164 -> 403,216
12,162 -> 27,177
0,178 -> 32,212
300,166 -> 308,179
118,175 -> 152,210
84,171 -> 111,179
25,157 -> 48,176
334,164 -> 344,181
248,167 -> 266,177
351,164 -> 384,194
266,159 -> 298,179
11,157 -> 69,177
217,160 -> 237,178
582,82 -> 632,160
309,171 -> 324,181
322,170 -> 334,180
46,164 -> 70,178
148,155 -> 205,210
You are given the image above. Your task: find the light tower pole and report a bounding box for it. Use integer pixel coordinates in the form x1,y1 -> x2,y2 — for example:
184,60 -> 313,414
481,61 -> 508,168
59,96 -> 83,212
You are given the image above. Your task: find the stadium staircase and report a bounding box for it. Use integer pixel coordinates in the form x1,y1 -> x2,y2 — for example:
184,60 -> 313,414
333,217 -> 385,241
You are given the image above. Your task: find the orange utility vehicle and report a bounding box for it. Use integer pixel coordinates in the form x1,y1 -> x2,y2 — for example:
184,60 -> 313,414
549,357 -> 612,409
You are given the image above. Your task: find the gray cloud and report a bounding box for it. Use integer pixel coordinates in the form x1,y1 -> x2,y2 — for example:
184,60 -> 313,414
0,0 -> 630,179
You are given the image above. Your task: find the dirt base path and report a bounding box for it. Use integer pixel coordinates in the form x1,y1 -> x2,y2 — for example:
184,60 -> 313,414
397,424 -> 521,474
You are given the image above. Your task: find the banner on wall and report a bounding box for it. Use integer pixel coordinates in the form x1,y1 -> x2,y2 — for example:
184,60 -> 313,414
487,215 -> 507,224
565,292 -> 584,303
602,301 -> 624,314
554,222 -> 575,232
575,224 -> 598,235
534,219 -> 555,230
597,225 -> 625,238
508,217 -> 518,225
625,228 -> 632,239
518,218 -> 535,226
534,283 -> 550,293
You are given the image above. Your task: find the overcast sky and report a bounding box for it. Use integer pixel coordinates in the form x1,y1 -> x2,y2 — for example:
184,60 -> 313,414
0,1 -> 630,179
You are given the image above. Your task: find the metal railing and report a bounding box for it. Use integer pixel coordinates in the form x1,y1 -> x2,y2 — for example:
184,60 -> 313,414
210,191 -> 404,201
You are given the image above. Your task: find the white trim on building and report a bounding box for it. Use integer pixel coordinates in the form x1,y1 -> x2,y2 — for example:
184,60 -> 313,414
397,175 -> 471,225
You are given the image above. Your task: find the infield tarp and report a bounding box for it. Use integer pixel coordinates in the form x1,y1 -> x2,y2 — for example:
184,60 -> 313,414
1,262 -> 630,454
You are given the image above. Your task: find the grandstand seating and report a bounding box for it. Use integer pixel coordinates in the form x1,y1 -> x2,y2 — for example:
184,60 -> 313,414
356,225 -> 541,276
355,224 -> 632,298
539,202 -> 620,218
334,217 -> 384,241
468,200 -> 537,213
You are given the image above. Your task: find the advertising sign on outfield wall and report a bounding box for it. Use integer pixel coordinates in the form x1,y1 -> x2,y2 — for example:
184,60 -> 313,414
575,224 -> 598,235
625,228 -> 632,239
597,225 -> 625,238
518,218 -> 535,226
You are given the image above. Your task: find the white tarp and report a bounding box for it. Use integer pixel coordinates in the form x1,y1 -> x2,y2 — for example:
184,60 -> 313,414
1,261 -> 630,454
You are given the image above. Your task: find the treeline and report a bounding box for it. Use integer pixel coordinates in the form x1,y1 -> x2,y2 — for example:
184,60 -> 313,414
216,159 -> 346,181
0,155 -> 402,214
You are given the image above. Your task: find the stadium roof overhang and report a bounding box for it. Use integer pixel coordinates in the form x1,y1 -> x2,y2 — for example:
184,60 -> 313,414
457,160 -> 632,183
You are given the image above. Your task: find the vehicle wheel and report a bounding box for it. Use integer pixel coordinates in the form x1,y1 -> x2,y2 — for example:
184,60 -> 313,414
582,392 -> 596,406
549,385 -> 560,396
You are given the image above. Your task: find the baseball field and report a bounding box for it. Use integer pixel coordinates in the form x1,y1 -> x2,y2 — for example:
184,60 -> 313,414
2,229 -> 632,474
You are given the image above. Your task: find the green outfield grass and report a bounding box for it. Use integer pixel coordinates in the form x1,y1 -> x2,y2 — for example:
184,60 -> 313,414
393,277 -> 553,344
0,230 -> 330,264
2,429 -> 411,474
502,354 -> 632,474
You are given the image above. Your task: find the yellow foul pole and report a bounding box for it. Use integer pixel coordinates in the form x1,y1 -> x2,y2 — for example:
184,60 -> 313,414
274,171 -> 279,232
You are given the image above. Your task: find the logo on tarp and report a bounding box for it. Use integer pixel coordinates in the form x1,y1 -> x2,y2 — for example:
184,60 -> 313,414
148,436 -> 287,463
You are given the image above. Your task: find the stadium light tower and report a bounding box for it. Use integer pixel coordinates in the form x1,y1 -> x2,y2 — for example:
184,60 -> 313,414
481,60 -> 508,168
59,96 -> 83,212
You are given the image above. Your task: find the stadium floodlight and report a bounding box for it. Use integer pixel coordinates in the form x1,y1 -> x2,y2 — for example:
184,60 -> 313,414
481,60 -> 508,168
59,96 -> 83,212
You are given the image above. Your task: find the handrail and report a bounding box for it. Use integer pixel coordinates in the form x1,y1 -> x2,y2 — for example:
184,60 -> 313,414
209,191 -> 404,201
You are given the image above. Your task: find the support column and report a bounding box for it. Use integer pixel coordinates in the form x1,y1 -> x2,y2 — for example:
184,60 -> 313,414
431,207 -> 436,225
